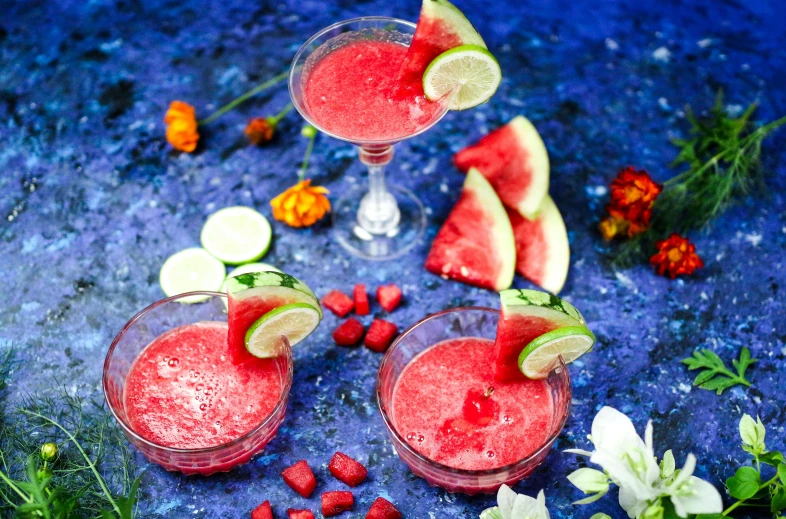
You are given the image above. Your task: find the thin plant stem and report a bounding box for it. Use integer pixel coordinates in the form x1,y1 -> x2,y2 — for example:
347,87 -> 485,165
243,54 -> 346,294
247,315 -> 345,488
271,102 -> 294,124
299,133 -> 316,182
0,469 -> 31,504
198,70 -> 288,125
21,410 -> 121,516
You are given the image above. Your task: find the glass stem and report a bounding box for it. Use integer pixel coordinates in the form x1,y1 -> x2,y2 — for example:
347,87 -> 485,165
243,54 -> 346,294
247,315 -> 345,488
357,146 -> 399,235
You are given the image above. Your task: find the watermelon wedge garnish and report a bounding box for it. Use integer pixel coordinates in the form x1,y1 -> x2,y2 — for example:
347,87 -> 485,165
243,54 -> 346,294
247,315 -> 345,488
425,168 -> 515,291
226,271 -> 321,364
394,0 -> 486,98
493,289 -> 586,381
454,116 -> 549,219
508,195 -> 570,294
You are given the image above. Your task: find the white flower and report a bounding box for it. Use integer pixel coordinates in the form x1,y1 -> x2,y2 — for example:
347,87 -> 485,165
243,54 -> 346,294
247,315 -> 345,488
663,454 -> 723,517
480,485 -> 550,519
566,407 -> 661,516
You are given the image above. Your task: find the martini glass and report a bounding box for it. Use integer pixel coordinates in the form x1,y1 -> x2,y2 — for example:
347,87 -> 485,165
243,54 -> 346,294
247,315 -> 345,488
289,17 -> 450,260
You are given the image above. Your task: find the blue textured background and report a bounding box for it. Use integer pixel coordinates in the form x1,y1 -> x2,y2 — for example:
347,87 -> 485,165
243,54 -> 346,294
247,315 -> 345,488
1,0 -> 785,517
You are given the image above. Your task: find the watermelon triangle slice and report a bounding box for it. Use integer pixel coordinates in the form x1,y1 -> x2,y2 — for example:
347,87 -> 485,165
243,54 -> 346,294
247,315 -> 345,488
425,168 -> 515,291
394,0 -> 486,98
507,195 -> 570,294
454,116 -> 549,219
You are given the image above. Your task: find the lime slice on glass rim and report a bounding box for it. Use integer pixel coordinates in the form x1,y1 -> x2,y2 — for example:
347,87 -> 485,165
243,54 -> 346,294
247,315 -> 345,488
200,206 -> 272,265
423,44 -> 502,111
159,248 -> 226,304
244,302 -> 321,358
518,325 -> 595,379
497,289 -> 595,379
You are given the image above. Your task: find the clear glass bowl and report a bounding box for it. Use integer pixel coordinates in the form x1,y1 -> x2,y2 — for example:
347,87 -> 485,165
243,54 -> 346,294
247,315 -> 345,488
103,292 -> 293,476
376,307 -> 572,494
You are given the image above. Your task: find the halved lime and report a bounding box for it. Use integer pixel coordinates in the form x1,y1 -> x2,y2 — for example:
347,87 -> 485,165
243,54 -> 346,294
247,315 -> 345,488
423,44 -> 502,110
245,302 -> 321,358
200,206 -> 272,265
159,248 -> 226,303
518,325 -> 595,379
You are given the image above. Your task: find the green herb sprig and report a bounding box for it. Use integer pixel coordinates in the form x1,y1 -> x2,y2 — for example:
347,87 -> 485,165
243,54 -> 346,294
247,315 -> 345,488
615,92 -> 786,265
0,353 -> 140,519
707,414 -> 786,518
681,346 -> 756,395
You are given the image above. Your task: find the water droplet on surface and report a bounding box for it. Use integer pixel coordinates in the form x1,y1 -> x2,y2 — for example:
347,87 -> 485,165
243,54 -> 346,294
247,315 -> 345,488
503,415 -> 512,424
196,384 -> 204,392
199,403 -> 208,412
486,450 -> 496,458
167,357 -> 179,367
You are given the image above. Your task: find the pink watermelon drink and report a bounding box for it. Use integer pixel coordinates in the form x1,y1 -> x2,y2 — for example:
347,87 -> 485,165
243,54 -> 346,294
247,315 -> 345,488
124,322 -> 283,449
301,38 -> 443,142
103,292 -> 293,476
377,307 -> 572,494
391,337 -> 554,471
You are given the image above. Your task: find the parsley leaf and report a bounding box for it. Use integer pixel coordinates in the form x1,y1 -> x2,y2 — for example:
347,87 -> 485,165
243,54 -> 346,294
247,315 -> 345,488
681,346 -> 756,394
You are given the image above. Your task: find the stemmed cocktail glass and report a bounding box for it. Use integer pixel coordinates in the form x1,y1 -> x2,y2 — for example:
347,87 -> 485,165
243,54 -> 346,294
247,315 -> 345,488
289,17 -> 451,260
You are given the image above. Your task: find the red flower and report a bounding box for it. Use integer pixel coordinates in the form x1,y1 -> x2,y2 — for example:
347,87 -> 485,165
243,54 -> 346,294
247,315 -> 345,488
650,233 -> 704,278
245,117 -> 277,145
606,167 -> 662,237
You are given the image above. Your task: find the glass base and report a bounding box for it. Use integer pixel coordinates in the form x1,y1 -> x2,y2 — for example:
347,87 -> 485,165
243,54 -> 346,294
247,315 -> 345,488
333,183 -> 427,260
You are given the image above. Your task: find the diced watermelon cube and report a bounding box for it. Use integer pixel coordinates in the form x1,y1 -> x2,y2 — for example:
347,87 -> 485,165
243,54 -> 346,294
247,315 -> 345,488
376,284 -> 402,312
333,319 -> 365,347
354,284 -> 370,315
328,452 -> 368,487
281,460 -> 317,498
322,290 -> 354,317
287,510 -> 314,519
364,320 -> 398,353
322,491 -> 354,517
366,497 -> 402,519
251,501 -> 273,519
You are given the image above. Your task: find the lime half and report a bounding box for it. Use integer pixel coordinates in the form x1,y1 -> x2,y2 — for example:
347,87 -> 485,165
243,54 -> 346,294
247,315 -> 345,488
518,326 -> 595,379
200,206 -> 272,265
245,302 -> 321,358
423,44 -> 502,110
159,248 -> 226,303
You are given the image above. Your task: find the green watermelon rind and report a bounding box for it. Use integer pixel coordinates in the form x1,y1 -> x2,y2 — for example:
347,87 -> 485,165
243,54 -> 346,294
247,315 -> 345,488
465,168 -> 516,291
226,271 -> 323,318
509,116 -> 550,219
422,0 -> 487,49
516,194 -> 570,295
499,288 -> 586,326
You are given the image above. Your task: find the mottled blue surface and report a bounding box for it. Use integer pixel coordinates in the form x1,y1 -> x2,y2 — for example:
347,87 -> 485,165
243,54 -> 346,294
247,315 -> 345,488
1,0 -> 786,517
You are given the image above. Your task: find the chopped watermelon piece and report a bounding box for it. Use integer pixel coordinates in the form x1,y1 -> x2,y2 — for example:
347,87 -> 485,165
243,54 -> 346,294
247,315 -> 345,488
454,115 -> 549,219
394,0 -> 486,98
364,319 -> 398,353
353,284 -> 370,315
251,501 -> 273,519
322,491 -> 354,517
376,284 -> 402,312
366,497 -> 403,519
281,460 -> 317,498
508,196 -> 570,294
328,452 -> 368,487
425,169 -> 515,291
287,510 -> 314,519
322,290 -> 354,317
333,319 -> 365,347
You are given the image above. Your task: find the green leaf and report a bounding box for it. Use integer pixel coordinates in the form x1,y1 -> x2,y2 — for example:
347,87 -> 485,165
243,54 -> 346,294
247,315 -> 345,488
779,464 -> 786,486
761,451 -> 785,466
661,450 -> 676,478
681,348 -> 756,395
772,489 -> 786,513
726,466 -> 760,500
590,514 -> 612,519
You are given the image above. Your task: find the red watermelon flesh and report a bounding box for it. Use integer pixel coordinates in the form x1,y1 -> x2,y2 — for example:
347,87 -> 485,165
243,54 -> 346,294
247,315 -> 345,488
227,295 -> 287,364
425,168 -> 515,291
508,195 -> 570,294
454,116 -> 549,219
394,0 -> 486,98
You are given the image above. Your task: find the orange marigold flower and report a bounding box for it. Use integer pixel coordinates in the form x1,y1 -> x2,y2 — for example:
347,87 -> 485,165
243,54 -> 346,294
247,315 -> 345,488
164,101 -> 199,152
245,117 -> 277,145
270,179 -> 330,228
650,233 -> 704,279
598,217 -> 630,241
606,166 -> 662,236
